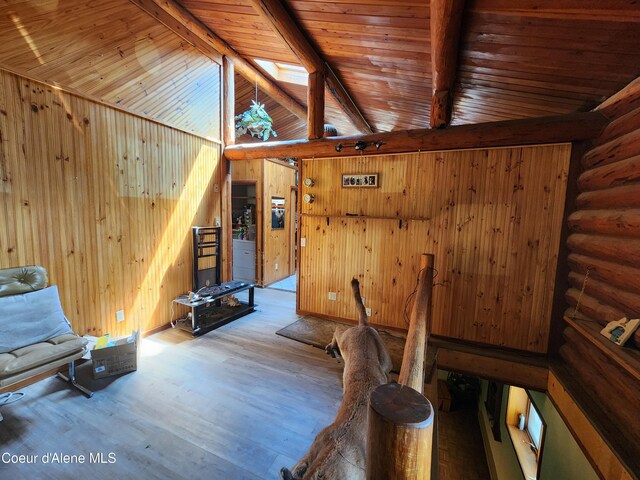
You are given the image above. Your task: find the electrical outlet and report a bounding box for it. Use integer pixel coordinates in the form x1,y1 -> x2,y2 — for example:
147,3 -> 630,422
275,263 -> 279,271
361,296 -> 366,305
214,216 -> 220,227
214,183 -> 219,192
116,310 -> 125,322
328,292 -> 337,301
366,307 -> 372,317
301,237 -> 306,247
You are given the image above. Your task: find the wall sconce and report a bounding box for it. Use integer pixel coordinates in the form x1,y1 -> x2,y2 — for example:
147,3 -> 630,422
335,141 -> 384,153
303,194 -> 315,204
303,178 -> 314,187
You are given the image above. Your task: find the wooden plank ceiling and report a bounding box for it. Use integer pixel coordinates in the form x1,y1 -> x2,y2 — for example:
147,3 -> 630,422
182,0 -> 640,143
0,0 -> 221,139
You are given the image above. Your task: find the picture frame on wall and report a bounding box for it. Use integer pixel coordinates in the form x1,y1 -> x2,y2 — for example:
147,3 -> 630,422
342,173 -> 378,188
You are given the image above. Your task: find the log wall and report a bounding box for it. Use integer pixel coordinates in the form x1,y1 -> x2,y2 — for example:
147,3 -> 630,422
559,77 -> 640,473
0,0 -> 221,139
299,144 -> 571,353
0,69 -> 222,337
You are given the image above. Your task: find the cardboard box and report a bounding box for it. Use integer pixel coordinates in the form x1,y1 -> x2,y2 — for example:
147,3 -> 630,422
91,332 -> 138,379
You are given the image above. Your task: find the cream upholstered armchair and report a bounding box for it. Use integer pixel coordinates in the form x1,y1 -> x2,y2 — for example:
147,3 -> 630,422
0,266 -> 92,401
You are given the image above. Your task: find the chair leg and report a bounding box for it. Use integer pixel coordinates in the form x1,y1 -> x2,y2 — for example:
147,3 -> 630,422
57,360 -> 93,398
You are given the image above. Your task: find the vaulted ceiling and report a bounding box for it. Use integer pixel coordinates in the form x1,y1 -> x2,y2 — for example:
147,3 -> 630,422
180,0 -> 640,142
0,0 -> 637,142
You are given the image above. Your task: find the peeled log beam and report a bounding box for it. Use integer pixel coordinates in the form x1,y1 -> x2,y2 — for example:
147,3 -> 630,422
568,253 -> 640,295
130,0 -> 306,120
594,106 -> 640,146
576,184 -> 640,210
248,0 -> 322,72
567,233 -> 640,268
596,76 -> 640,119
581,128 -> 640,169
430,0 -> 465,128
577,155 -> 640,192
568,271 -> 640,318
248,0 -> 372,134
325,67 -> 373,135
307,69 -> 325,140
367,383 -> 434,480
398,254 -> 435,394
568,209 -> 640,237
224,111 -> 608,161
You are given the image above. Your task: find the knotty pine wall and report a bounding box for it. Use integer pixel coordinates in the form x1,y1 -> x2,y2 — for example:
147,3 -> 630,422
299,144 -> 571,353
559,78 -> 640,471
0,69 -> 222,337
0,0 -> 221,139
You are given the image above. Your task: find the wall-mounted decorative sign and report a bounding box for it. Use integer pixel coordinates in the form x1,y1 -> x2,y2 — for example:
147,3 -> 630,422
342,173 -> 378,188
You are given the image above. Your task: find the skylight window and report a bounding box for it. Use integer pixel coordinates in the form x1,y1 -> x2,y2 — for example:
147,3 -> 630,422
254,59 -> 307,86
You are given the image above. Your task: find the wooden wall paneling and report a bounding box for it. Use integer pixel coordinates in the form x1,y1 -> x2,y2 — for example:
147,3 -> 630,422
560,329 -> 640,445
298,144 -> 570,352
0,0 -> 221,140
262,159 -> 296,286
0,69 -> 221,337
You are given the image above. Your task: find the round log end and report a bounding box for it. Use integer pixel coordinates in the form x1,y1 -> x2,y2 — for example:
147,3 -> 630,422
370,383 -> 433,428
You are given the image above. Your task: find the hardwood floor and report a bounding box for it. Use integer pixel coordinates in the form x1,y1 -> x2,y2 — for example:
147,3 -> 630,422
0,289 -> 343,479
0,288 -> 489,479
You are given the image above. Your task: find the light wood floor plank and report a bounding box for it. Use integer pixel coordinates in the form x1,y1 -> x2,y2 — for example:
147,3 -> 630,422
0,289 -> 341,479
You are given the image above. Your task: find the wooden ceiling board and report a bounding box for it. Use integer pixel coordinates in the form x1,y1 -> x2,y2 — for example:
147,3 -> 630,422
179,0 -> 301,64
288,0 -> 431,132
447,1 -> 640,125
0,0 -> 221,139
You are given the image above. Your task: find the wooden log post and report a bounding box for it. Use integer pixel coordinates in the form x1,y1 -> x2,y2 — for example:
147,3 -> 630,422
399,254 -> 435,393
367,253 -> 436,479
221,56 -> 235,281
367,383 -> 434,480
308,68 -> 325,140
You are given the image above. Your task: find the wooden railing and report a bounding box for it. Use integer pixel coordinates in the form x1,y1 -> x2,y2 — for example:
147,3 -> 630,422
367,254 -> 436,479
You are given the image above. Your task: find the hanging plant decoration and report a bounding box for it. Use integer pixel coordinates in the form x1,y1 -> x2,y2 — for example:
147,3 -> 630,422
235,82 -> 277,141
235,100 -> 277,141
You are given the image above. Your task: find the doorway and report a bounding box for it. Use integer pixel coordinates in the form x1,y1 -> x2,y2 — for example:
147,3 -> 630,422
231,182 -> 257,284
267,186 -> 297,292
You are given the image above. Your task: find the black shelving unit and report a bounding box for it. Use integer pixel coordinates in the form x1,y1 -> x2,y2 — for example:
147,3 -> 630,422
174,226 -> 256,336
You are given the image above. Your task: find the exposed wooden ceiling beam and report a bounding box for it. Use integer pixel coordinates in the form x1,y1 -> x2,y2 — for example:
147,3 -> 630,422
247,0 -> 373,134
224,111 -> 608,161
430,0 -> 466,128
130,0 -> 306,120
